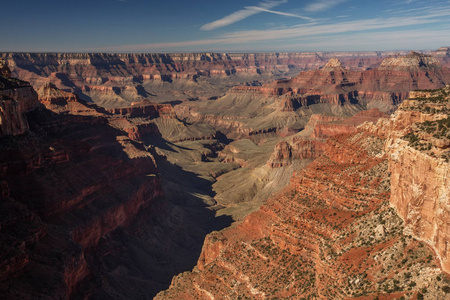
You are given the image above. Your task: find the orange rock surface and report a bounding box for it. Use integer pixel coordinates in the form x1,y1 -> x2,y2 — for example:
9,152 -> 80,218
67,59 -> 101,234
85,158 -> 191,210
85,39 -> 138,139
156,88 -> 450,299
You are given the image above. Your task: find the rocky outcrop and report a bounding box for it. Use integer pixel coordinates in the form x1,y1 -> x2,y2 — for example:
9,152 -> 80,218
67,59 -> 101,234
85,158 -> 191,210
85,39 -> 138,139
157,115 -> 450,299
124,122 -> 161,141
108,99 -> 175,119
0,60 -> 11,77
0,61 -> 41,137
379,51 -> 441,71
434,47 -> 450,68
0,51 -> 420,107
0,94 -> 29,137
175,53 -> 450,143
378,86 -> 450,274
278,53 -> 450,108
37,82 -> 80,105
268,110 -> 387,168
389,140 -> 450,272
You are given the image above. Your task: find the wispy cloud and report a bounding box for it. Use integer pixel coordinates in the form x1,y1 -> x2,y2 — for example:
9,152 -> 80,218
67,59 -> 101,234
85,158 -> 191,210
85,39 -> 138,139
245,6 -> 314,21
281,27 -> 450,51
97,5 -> 450,52
304,0 -> 348,12
201,0 -> 290,31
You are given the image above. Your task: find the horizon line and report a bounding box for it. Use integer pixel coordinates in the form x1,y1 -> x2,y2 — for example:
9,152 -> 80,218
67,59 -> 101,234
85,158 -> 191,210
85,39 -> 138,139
0,48 -> 443,55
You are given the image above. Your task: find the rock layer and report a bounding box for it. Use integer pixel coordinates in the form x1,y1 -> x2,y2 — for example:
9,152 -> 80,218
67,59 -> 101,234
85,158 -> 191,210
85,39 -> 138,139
175,53 -> 450,141
380,86 -> 450,274
0,60 -> 41,137
157,119 -> 450,299
0,65 -> 181,298
156,86 -> 450,299
0,51 -> 420,107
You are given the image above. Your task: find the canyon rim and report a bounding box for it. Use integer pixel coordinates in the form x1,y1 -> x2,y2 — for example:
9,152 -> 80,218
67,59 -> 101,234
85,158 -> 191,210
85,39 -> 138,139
2,0 -> 450,299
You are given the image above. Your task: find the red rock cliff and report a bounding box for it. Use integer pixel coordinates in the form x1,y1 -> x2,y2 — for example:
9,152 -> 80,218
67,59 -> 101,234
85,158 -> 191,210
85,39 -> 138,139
157,117 -> 450,299
0,69 -> 167,298
380,86 -> 450,274
0,61 -> 41,137
0,51 -> 419,107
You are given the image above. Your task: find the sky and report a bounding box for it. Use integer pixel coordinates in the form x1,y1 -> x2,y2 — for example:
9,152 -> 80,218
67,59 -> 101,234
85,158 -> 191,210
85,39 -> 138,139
1,0 -> 450,52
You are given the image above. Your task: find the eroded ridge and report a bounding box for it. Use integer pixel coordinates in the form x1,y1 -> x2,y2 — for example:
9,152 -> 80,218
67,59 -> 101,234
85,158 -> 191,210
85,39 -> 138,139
157,118 -> 450,299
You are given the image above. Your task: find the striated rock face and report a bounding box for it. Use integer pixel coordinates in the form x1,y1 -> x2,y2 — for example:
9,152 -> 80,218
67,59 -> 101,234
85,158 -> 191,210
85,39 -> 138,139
380,86 -> 450,273
157,117 -> 450,299
108,99 -> 175,119
389,141 -> 450,271
176,53 -> 450,142
0,60 -> 11,78
379,51 -> 441,71
156,86 -> 450,299
0,70 -> 173,298
0,61 -> 41,137
37,82 -> 80,105
434,47 -> 450,68
276,53 -> 450,109
0,51 -> 419,107
0,94 -> 29,137
320,57 -> 344,71
267,109 -> 387,168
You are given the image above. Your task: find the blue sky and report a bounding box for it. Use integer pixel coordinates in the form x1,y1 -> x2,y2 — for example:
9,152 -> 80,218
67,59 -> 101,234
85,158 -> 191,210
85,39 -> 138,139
1,0 -> 450,52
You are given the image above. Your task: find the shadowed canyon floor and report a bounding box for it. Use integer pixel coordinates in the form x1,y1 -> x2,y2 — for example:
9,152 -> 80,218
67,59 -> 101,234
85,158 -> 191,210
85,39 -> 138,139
1,50 -> 450,299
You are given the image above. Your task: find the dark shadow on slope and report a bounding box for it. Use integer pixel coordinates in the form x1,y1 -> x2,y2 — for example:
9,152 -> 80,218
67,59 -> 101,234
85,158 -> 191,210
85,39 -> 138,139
86,155 -> 233,299
162,100 -> 183,106
136,84 -> 156,97
0,106 -> 233,299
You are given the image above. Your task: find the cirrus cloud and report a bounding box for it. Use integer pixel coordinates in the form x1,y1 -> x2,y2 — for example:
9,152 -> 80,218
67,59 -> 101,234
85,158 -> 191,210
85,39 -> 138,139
200,0 -> 312,31
304,0 -> 348,12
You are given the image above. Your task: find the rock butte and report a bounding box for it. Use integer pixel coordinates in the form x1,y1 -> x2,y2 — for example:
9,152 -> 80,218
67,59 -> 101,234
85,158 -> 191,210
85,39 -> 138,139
0,49 -> 450,299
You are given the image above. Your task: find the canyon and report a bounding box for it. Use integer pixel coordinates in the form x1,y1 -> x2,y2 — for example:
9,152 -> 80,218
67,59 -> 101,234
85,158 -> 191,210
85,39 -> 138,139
0,49 -> 450,299
157,85 -> 450,300
3,50 -> 449,109
0,64 -> 230,298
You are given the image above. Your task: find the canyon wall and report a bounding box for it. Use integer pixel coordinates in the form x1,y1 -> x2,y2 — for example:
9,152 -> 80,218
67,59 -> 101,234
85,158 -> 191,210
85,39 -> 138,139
2,49 -> 450,299
0,63 -> 41,137
378,86 -> 450,274
157,86 -> 450,299
0,63 -> 213,298
175,52 -> 450,141
0,51 -> 416,108
389,141 -> 450,272
267,109 -> 387,168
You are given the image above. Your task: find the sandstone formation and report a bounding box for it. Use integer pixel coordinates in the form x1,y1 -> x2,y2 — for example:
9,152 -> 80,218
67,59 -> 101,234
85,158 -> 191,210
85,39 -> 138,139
433,47 -> 450,68
273,52 -> 449,111
176,52 -> 450,141
378,86 -> 450,274
1,51 -> 419,108
156,86 -> 450,299
267,109 -> 387,168
2,50 -> 450,299
0,60 -> 41,137
157,117 -> 449,299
